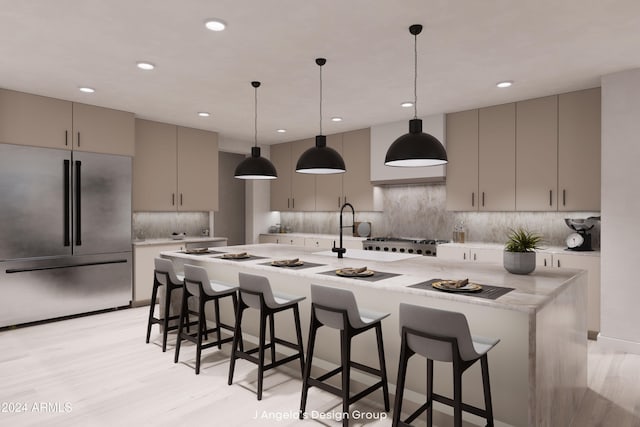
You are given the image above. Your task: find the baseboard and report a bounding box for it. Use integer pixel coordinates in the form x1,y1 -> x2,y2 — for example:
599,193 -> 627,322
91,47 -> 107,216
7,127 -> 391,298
597,333 -> 640,354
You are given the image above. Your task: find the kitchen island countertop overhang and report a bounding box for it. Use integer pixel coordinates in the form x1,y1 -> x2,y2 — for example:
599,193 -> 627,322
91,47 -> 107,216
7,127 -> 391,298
162,243 -> 587,426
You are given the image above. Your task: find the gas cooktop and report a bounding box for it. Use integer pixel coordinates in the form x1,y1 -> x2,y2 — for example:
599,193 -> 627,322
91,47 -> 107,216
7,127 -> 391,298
362,237 -> 450,256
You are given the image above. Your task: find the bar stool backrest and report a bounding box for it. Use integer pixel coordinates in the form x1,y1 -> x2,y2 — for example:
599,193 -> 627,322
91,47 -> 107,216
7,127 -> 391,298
238,272 -> 277,309
310,284 -> 366,330
183,264 -> 210,296
154,257 -> 182,285
399,303 -> 479,362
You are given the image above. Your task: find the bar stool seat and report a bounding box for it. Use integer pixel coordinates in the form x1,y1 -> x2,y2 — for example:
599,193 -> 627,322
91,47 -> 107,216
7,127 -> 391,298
300,284 -> 390,427
392,303 -> 500,427
146,257 -> 185,352
174,264 -> 239,374
227,272 -> 305,401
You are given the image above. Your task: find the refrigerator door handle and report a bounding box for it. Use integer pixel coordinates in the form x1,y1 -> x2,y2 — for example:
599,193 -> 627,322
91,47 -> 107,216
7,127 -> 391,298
64,160 -> 71,246
6,259 -> 128,274
75,160 -> 82,246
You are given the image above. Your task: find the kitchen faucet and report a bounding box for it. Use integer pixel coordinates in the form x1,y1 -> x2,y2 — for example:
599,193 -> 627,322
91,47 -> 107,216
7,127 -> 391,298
332,202 -> 355,258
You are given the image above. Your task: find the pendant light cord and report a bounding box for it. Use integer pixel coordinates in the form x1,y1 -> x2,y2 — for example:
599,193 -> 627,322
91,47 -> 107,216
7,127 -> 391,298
413,30 -> 418,120
319,63 -> 323,135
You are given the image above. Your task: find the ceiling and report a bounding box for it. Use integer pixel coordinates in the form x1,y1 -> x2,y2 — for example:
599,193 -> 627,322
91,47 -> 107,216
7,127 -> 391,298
2,0 -> 639,148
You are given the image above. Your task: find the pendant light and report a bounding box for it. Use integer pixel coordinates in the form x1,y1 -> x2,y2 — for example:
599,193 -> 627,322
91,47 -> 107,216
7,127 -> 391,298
385,25 -> 447,167
234,81 -> 278,180
296,58 -> 346,174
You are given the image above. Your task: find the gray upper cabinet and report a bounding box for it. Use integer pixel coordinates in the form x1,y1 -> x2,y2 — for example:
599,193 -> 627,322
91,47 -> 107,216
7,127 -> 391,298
271,128 -> 379,212
516,96 -> 558,211
133,119 -> 218,212
558,88 -> 601,211
478,103 -> 516,211
0,88 -> 134,156
446,88 -> 601,212
269,142 -> 293,211
0,88 -> 72,149
445,109 -> 479,211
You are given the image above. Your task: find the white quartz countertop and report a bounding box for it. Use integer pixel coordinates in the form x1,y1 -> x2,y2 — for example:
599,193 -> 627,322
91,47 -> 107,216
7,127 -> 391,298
133,236 -> 227,247
260,232 -> 366,241
439,241 -> 600,256
163,243 -> 585,314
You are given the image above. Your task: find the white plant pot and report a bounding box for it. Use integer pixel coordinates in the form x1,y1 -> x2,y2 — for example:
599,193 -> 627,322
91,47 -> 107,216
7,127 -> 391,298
503,251 -> 536,275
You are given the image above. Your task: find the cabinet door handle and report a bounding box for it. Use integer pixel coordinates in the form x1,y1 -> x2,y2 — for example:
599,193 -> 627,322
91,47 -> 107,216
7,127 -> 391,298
292,198 -> 295,209
473,252 -> 477,261
471,192 -> 475,207
482,192 -> 485,207
544,258 -> 547,267
463,252 -> 466,260
287,198 -> 290,209
77,132 -> 81,147
172,193 -> 175,206
344,195 -> 347,203
180,193 -> 183,206
557,259 -> 561,268
338,196 -> 341,208
562,189 -> 566,206
65,130 -> 69,146
549,190 -> 553,207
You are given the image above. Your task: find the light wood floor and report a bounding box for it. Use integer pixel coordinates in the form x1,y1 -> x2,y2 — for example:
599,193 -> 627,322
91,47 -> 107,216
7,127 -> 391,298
0,307 -> 639,427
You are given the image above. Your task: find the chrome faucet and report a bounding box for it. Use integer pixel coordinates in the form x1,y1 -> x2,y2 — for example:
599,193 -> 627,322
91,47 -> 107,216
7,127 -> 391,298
332,202 -> 355,258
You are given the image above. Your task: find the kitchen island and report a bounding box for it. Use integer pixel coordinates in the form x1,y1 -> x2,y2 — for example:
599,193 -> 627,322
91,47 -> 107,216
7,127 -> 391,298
162,243 -> 587,427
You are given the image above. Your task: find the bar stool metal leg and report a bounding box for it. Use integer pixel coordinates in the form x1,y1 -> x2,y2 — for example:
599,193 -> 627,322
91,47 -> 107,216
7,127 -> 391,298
427,358 -> 434,427
299,312 -> 319,419
376,322 -> 390,411
481,355 -> 494,427
257,311 -> 267,401
341,329 -> 351,427
146,280 -> 159,344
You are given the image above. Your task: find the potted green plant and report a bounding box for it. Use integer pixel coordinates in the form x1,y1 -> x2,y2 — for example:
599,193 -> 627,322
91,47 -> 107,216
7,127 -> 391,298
503,228 -> 543,275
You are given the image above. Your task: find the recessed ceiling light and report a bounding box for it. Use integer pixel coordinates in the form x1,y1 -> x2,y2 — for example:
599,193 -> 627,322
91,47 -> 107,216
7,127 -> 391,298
276,129 -> 287,133
401,102 -> 414,108
496,81 -> 513,88
205,19 -> 226,31
136,62 -> 155,71
331,117 -> 343,122
79,87 -> 95,93
197,112 -> 211,117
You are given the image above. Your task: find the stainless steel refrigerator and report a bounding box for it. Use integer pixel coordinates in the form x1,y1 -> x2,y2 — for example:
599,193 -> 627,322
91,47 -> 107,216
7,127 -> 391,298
0,143 -> 132,328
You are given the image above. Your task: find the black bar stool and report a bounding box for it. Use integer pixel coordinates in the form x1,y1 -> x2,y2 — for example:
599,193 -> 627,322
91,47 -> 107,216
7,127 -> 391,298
300,284 -> 390,427
174,264 -> 239,374
392,303 -> 500,427
228,272 -> 305,400
146,257 -> 184,352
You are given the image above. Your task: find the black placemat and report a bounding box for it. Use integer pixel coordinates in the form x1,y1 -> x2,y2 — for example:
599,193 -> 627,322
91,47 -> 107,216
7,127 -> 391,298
318,270 -> 401,282
212,254 -> 268,261
259,261 -> 326,270
409,279 -> 514,300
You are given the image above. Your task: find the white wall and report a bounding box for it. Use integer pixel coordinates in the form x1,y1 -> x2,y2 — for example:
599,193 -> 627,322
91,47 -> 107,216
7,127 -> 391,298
241,144 -> 280,243
599,68 -> 640,354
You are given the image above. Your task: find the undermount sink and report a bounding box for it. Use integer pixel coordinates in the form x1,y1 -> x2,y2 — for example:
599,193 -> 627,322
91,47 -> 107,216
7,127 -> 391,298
313,249 -> 421,262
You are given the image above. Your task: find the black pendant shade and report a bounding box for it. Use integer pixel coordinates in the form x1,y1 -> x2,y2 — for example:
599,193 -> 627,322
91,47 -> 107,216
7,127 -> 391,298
295,58 -> 346,175
384,24 -> 447,167
385,119 -> 447,167
296,135 -> 346,174
234,81 -> 278,180
235,146 -> 277,179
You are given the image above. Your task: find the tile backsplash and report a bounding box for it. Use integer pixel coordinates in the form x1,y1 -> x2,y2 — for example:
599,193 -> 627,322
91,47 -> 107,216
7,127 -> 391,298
280,184 -> 600,248
133,212 -> 210,240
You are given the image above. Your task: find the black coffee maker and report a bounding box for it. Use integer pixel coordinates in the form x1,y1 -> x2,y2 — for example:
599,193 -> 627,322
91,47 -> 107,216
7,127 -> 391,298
564,217 -> 600,251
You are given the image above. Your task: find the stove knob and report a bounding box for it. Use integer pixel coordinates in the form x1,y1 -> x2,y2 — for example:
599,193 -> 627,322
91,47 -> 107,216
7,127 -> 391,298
408,249 -> 414,254
383,247 -> 389,251
375,246 -> 380,251
391,247 -> 397,252
399,248 -> 405,253
417,249 -> 423,254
